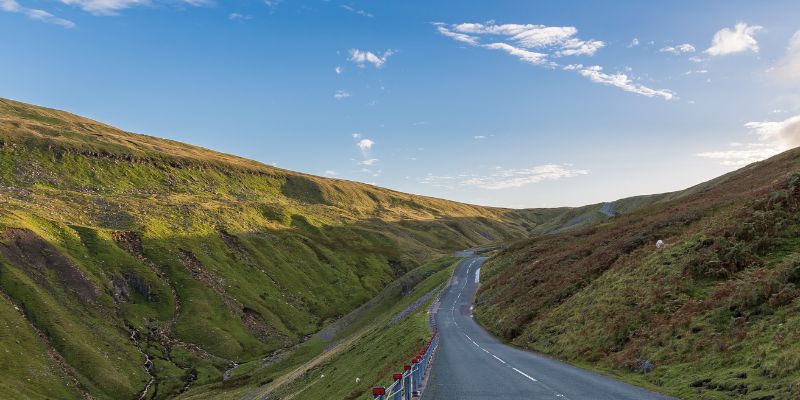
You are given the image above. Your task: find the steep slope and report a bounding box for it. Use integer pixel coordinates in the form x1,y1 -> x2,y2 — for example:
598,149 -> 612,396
0,98 -> 554,399
475,148 -> 800,399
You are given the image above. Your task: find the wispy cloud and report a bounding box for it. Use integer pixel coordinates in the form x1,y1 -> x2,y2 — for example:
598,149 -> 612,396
2,0 -> 75,27
564,64 -> 675,100
348,49 -> 394,68
229,13 -> 251,21
697,114 -> 800,165
627,38 -> 640,48
356,138 -> 374,157
705,23 -> 763,56
436,22 -> 605,64
334,90 -> 351,100
474,135 -> 486,139
359,158 -> 378,166
421,164 -> 588,190
59,0 -> 149,16
323,170 -> 337,176
335,66 -> 343,75
263,0 -> 281,9
683,69 -> 709,75
54,0 -> 214,16
659,43 -> 695,55
436,21 -> 675,100
767,31 -> 800,85
339,4 -> 372,17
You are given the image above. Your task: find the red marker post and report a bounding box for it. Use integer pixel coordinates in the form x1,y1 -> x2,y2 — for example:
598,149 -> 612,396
391,374 -> 404,400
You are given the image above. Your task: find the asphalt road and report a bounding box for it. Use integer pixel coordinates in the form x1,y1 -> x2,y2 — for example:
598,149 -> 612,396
422,256 -> 673,400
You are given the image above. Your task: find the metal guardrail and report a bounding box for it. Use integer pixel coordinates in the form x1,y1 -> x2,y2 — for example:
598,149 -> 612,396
371,331 -> 439,400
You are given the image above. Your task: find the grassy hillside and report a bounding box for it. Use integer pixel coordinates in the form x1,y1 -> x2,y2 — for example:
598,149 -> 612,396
475,148 -> 800,399
0,98 -> 557,399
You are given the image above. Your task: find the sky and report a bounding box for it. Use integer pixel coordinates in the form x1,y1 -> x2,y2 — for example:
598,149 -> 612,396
2,0 -> 800,208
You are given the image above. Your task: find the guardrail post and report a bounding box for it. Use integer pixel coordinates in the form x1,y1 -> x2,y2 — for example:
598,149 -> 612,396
372,386 -> 385,400
392,374 -> 403,400
411,358 -> 420,396
403,365 -> 412,400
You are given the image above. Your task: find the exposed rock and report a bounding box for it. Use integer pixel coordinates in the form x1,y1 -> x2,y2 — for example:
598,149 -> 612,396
0,228 -> 98,303
635,359 -> 654,374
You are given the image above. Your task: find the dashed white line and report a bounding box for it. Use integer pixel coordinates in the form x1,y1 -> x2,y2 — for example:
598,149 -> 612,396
439,257 -> 575,400
512,367 -> 538,382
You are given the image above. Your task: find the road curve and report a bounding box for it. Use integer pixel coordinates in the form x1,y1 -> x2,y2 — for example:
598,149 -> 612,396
422,256 -> 673,400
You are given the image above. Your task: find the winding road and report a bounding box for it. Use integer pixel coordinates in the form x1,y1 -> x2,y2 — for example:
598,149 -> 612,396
422,255 -> 673,400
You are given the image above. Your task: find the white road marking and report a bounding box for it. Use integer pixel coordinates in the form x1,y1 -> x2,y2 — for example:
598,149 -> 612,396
512,367 -> 538,382
441,257 -> 573,400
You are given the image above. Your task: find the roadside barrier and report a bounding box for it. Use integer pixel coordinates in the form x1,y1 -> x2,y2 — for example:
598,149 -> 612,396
372,331 -> 439,400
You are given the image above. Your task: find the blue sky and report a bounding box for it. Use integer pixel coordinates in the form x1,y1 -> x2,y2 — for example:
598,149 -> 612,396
2,0 -> 800,207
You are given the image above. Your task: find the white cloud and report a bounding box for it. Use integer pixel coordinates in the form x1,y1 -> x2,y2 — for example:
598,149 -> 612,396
229,13 -> 251,20
628,38 -> 640,48
421,164 -> 588,190
323,170 -> 337,176
264,0 -> 281,8
334,90 -> 351,100
659,43 -> 696,54
696,145 -> 779,166
555,38 -> 605,57
437,21 -> 674,100
339,4 -> 372,17
1,0 -> 75,27
335,66 -> 343,74
0,0 -> 21,11
351,133 -> 361,139
769,31 -> 800,84
565,64 -> 675,100
683,69 -> 709,75
348,49 -> 394,68
359,158 -> 378,166
184,0 -> 213,6
435,25 -> 479,45
688,56 -> 706,63
705,23 -> 763,56
744,115 -> 800,149
56,0 -> 211,15
474,135 -> 486,139
697,114 -> 800,165
356,138 -> 374,157
59,0 -> 148,15
484,42 -> 550,66
436,22 -> 604,60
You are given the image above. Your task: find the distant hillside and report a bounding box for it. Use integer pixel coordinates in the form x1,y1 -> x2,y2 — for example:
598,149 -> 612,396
0,98 -> 727,399
475,148 -> 800,399
0,98 -> 556,399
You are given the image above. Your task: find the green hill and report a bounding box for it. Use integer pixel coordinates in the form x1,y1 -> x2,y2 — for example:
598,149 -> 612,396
475,147 -> 800,399
0,98 -> 555,399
